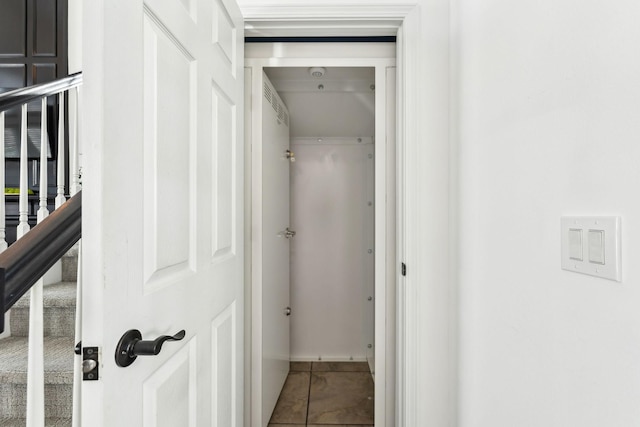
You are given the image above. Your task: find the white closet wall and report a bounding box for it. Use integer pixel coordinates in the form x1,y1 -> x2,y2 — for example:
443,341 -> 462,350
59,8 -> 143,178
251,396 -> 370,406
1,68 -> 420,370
289,137 -> 374,361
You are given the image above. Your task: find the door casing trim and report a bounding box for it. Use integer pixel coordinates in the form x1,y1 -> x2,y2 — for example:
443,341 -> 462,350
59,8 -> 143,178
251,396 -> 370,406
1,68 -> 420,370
242,4 -> 422,427
245,43 -> 396,427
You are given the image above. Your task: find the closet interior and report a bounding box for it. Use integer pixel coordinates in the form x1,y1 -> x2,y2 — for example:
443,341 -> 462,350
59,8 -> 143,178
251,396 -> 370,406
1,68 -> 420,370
265,66 -> 376,368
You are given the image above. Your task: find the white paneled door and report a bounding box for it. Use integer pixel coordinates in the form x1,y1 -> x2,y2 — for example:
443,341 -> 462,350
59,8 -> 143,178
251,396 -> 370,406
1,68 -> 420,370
81,0 -> 244,426
251,72 -> 291,427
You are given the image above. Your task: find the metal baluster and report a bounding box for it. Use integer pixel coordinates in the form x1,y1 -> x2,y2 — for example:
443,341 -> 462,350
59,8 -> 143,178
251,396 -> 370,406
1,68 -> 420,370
0,111 -> 7,252
38,97 -> 49,222
17,104 -> 30,238
56,91 -> 66,208
26,100 -> 46,427
26,280 -> 45,427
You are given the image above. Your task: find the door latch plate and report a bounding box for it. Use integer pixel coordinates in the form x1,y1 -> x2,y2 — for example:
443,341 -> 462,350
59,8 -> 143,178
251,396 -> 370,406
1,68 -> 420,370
83,347 -> 99,381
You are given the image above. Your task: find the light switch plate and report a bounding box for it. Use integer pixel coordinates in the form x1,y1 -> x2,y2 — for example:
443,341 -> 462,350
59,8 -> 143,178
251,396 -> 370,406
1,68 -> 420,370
561,216 -> 621,281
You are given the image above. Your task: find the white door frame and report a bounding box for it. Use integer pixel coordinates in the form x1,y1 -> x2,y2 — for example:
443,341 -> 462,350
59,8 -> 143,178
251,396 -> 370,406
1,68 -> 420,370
242,4 -> 424,427
246,44 -> 395,427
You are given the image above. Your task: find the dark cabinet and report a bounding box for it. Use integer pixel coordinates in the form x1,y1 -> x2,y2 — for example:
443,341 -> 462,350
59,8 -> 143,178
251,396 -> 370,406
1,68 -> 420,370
0,0 -> 68,245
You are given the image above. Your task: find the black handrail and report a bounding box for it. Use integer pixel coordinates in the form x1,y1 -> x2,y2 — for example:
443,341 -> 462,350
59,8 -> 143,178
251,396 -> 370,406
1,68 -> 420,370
0,72 -> 83,113
0,191 -> 81,333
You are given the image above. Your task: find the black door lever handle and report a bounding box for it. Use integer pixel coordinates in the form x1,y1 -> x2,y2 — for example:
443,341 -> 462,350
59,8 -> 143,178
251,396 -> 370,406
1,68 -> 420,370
115,329 -> 186,367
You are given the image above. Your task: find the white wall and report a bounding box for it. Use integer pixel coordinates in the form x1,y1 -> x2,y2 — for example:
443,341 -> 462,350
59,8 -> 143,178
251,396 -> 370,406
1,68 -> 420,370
289,137 -> 374,362
457,1 -> 640,426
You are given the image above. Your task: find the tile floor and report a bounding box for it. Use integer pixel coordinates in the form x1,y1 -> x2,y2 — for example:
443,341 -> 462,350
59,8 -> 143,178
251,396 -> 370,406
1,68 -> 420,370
268,361 -> 374,427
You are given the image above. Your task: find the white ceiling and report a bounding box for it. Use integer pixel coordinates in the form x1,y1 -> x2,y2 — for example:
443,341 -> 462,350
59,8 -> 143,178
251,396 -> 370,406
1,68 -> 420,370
264,67 -> 376,138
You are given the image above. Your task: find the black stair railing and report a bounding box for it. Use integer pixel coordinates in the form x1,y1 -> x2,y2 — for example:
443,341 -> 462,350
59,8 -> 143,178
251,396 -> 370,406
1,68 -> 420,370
0,72 -> 83,333
0,190 -> 81,332
0,72 -> 83,112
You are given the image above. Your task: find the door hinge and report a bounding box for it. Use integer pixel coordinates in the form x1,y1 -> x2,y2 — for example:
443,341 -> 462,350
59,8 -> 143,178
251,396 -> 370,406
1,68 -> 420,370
285,149 -> 295,162
278,227 -> 296,239
401,262 -> 406,276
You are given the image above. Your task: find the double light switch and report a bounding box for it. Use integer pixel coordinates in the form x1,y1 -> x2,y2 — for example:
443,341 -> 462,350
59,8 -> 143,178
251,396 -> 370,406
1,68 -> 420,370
561,216 -> 621,281
568,228 -> 605,264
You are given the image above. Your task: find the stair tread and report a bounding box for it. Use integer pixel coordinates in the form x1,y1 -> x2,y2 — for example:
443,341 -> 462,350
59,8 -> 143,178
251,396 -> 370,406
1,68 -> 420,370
0,418 -> 71,427
0,337 -> 74,384
12,282 -> 77,308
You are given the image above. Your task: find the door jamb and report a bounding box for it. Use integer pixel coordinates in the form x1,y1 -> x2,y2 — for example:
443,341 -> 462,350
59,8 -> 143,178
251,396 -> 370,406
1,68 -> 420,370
242,5 -> 420,427
245,47 -> 395,427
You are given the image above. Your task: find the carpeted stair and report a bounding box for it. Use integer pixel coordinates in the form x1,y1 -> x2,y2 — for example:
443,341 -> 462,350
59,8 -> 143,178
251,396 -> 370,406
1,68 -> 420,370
0,246 -> 78,427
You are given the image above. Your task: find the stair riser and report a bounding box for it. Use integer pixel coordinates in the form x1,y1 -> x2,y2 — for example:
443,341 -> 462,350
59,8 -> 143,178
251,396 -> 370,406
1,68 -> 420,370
0,383 -> 72,419
10,307 -> 76,338
0,249 -> 78,424
61,257 -> 77,283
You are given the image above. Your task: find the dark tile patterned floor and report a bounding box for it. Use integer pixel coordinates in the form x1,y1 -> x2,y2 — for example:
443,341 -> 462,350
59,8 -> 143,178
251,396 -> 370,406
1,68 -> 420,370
268,362 -> 374,427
